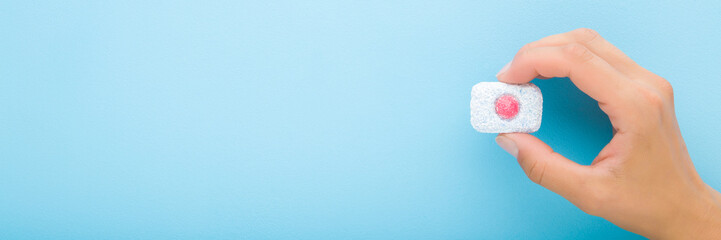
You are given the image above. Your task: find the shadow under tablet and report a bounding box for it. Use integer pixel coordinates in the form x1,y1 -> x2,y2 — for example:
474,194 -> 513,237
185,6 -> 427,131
532,78 -> 614,166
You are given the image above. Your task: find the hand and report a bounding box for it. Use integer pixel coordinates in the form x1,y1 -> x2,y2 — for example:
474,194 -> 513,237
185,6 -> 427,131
494,28 -> 721,239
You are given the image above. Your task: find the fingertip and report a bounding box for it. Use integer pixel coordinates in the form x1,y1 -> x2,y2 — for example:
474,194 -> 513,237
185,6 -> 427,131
498,133 -> 553,156
495,57 -> 537,85
495,134 -> 518,158
495,61 -> 512,79
498,132 -> 532,141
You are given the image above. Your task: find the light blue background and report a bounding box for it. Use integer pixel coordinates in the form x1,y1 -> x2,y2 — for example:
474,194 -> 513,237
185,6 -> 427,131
2,1 -> 720,239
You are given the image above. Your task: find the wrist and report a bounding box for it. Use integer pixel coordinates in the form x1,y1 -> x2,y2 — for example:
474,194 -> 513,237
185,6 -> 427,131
663,185 -> 721,240
696,186 -> 721,239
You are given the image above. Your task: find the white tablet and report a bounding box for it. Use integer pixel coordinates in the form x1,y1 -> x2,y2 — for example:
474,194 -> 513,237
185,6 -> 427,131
470,82 -> 543,133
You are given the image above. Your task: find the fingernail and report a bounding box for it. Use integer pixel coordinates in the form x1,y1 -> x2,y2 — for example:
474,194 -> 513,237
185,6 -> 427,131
495,61 -> 511,78
495,135 -> 518,158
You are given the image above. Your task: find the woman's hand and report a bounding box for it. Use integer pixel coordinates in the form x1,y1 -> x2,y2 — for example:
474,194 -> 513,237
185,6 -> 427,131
494,28 -> 721,239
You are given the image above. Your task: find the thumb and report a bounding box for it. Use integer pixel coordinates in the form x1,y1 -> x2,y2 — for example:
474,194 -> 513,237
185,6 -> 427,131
496,133 -> 591,201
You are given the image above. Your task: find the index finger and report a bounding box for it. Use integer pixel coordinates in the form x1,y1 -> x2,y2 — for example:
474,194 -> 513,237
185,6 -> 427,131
496,43 -> 629,106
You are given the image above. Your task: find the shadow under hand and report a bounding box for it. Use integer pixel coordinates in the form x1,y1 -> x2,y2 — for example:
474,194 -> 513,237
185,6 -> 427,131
532,78 -> 613,165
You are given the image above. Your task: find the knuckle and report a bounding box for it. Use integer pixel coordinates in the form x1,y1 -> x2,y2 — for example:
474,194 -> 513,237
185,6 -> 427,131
525,41 -> 540,50
562,43 -> 595,63
518,43 -> 536,56
572,28 -> 600,43
638,86 -> 666,107
519,43 -> 531,51
656,77 -> 674,98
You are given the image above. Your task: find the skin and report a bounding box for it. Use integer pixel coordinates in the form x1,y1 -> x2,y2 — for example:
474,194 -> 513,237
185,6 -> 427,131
494,28 -> 721,239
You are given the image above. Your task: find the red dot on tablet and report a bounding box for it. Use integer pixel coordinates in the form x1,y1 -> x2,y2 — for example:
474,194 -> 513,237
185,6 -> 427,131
495,94 -> 519,120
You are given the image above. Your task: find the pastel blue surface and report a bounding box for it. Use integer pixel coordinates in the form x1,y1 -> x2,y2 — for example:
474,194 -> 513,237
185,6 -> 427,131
2,1 -> 720,239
